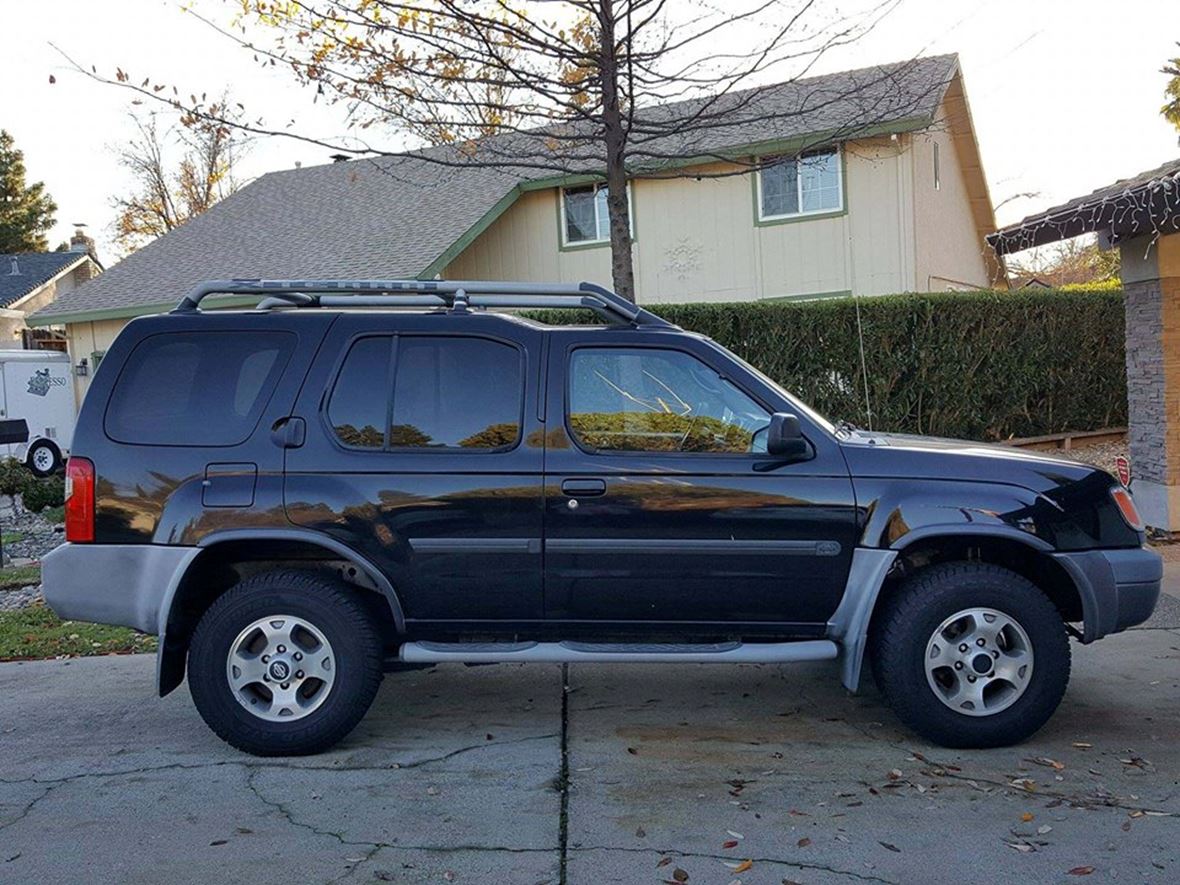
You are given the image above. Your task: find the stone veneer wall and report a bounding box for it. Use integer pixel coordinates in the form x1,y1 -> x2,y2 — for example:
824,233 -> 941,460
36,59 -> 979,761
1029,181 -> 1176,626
1124,278 -> 1167,484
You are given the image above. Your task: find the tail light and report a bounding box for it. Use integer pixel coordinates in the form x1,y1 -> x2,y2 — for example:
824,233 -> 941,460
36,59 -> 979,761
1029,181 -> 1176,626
1110,487 -> 1144,532
65,457 -> 95,543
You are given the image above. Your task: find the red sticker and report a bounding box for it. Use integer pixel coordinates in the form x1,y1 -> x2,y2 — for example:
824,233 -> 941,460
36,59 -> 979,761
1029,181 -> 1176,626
1116,456 -> 1131,486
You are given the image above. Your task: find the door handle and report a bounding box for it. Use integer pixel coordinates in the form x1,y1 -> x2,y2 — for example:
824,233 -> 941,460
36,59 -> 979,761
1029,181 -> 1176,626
561,478 -> 606,497
270,416 -> 306,449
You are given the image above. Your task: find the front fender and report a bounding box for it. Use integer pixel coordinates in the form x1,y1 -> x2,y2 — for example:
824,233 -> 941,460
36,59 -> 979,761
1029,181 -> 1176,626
854,479 -> 1052,550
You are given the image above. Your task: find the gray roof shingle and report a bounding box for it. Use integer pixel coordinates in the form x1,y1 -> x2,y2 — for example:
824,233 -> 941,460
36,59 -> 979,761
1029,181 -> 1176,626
34,54 -> 959,322
0,252 -> 89,309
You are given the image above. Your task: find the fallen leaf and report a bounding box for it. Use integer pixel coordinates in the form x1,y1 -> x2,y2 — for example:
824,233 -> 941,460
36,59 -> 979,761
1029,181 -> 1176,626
1121,821 -> 1132,832
1072,742 -> 1092,749
729,860 -> 753,873
1020,812 -> 1035,823
209,840 -> 228,846
797,838 -> 811,848
1067,866 -> 1095,876
726,830 -> 744,840
1005,841 -> 1036,853
627,747 -> 639,755
635,826 -> 646,838
345,856 -> 366,863
374,872 -> 395,882
722,840 -> 739,849
879,841 -> 901,853
1027,756 -> 1066,771
235,828 -> 253,834
656,857 -> 672,868
887,769 -> 903,780
443,872 -> 455,882
672,868 -> 689,882
1037,825 -> 1053,835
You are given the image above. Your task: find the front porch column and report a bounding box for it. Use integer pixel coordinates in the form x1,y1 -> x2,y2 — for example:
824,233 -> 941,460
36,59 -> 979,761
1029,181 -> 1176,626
1122,231 -> 1180,530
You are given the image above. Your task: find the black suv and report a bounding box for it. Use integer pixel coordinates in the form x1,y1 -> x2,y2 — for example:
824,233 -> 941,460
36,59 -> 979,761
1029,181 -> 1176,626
45,279 -> 1161,756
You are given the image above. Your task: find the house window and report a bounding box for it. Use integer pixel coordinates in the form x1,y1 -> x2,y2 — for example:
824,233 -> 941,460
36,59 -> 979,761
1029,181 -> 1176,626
757,148 -> 842,221
933,142 -> 941,191
561,183 -> 632,246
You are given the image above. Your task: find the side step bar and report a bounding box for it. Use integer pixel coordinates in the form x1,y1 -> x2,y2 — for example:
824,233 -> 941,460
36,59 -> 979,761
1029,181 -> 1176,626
399,640 -> 838,664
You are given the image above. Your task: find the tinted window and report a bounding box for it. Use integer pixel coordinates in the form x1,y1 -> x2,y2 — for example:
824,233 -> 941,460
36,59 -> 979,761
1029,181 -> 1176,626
328,337 -> 391,449
105,331 -> 293,446
391,337 -> 521,449
568,347 -> 769,454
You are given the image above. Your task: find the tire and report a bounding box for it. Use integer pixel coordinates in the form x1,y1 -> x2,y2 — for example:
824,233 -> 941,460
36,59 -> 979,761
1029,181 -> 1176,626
869,562 -> 1070,749
188,569 -> 384,756
26,440 -> 61,477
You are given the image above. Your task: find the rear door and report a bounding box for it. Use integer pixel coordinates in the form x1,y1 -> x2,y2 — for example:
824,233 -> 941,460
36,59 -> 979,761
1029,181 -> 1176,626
542,332 -> 858,633
284,314 -> 546,627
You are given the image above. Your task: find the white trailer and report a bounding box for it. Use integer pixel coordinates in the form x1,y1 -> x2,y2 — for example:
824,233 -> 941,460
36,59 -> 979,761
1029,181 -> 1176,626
0,351 -> 75,475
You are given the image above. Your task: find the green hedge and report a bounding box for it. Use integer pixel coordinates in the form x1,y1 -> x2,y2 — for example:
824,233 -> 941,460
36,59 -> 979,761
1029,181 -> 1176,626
529,288 -> 1126,441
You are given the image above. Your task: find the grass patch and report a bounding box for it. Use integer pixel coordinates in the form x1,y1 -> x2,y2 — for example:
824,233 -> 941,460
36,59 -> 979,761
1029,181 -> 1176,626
0,604 -> 156,661
42,505 -> 65,525
1,531 -> 23,545
0,565 -> 40,590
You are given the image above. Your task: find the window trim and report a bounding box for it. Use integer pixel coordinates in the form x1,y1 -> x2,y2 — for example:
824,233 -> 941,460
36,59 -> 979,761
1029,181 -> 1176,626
754,147 -> 845,225
322,331 -> 527,455
562,342 -> 779,460
558,181 -> 635,250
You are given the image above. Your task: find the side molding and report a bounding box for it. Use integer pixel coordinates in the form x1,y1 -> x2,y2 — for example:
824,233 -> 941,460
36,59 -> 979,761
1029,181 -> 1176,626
826,548 -> 899,692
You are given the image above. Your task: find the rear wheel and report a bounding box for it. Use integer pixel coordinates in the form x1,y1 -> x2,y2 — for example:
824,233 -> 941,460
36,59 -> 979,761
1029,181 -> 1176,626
870,562 -> 1070,748
188,570 -> 383,756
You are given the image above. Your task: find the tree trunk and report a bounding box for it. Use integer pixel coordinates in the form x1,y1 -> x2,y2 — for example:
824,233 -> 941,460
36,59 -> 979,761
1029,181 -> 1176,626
598,0 -> 636,302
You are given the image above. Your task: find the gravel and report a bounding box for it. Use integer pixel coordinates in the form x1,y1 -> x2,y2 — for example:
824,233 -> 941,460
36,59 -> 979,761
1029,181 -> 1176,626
0,497 -> 65,611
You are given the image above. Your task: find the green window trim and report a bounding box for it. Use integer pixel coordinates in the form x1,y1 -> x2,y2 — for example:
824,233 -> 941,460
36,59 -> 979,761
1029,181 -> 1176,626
752,147 -> 848,227
557,182 -> 636,251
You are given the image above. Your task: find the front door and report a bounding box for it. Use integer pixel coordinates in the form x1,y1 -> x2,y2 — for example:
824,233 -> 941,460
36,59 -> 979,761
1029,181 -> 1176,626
284,315 -> 545,627
543,337 -> 858,634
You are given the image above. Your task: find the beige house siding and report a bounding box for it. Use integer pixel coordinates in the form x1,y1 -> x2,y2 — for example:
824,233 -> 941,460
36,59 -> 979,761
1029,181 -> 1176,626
445,137 -> 942,302
910,106 -> 991,290
66,317 -> 124,406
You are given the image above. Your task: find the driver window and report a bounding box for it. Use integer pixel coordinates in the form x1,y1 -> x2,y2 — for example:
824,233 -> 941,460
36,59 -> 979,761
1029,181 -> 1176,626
568,347 -> 771,454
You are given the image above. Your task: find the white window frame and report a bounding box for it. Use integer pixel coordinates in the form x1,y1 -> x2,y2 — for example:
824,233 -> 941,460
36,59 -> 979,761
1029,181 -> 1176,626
755,147 -> 844,222
560,182 -> 634,247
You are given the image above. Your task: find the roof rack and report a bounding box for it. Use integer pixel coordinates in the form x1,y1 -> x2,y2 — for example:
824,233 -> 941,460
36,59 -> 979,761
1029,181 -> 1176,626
172,279 -> 673,328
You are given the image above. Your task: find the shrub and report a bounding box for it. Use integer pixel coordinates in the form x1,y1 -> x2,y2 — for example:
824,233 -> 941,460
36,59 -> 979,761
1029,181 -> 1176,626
529,287 -> 1126,441
0,458 -> 32,500
22,475 -> 65,514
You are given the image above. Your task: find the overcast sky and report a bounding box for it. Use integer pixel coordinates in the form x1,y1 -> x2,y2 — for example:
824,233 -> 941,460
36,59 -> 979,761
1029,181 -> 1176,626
3,0 -> 1178,264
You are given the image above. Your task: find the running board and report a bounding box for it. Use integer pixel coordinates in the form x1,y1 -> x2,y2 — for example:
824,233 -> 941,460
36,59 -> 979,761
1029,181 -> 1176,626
399,640 -> 838,664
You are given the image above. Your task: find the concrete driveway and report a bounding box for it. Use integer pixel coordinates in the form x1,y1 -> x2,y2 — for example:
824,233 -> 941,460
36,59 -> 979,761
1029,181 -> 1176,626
3,628 -> 1179,885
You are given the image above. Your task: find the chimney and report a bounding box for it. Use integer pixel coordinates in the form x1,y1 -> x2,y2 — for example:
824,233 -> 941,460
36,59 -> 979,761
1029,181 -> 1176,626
68,223 -> 100,275
329,153 -> 349,163
8,258 -> 18,276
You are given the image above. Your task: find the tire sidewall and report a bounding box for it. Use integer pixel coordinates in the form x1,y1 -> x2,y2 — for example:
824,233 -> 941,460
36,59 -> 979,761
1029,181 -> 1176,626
27,441 -> 60,477
189,580 -> 380,755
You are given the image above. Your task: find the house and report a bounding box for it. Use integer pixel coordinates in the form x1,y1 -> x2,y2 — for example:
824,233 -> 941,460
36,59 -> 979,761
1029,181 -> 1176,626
0,228 -> 101,352
989,157 -> 1180,531
30,53 -> 1001,403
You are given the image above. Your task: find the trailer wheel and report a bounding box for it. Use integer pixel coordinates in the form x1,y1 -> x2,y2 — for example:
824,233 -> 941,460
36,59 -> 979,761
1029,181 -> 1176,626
26,440 -> 61,477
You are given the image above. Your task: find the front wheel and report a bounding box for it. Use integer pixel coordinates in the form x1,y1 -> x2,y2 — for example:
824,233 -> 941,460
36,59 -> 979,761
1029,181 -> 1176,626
870,562 -> 1071,748
188,570 -> 384,756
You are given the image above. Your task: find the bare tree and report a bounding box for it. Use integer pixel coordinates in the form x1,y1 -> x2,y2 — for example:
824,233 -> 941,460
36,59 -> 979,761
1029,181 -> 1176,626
111,97 -> 246,253
66,1 -> 949,299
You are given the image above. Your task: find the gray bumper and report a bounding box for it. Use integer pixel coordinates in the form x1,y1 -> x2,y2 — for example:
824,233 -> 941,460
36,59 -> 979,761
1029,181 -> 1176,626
42,543 -> 200,634
1051,546 -> 1163,642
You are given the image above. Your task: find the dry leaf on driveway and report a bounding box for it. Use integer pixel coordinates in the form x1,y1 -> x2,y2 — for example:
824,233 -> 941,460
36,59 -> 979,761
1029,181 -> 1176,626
1067,866 -> 1095,876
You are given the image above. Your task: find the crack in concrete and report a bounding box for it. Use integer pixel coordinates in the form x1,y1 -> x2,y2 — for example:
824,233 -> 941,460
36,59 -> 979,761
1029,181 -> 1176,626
570,844 -> 897,883
0,782 -> 57,834
0,732 -> 559,788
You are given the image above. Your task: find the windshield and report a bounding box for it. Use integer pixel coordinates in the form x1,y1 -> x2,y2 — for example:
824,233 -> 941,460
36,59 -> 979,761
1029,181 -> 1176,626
703,340 -> 837,435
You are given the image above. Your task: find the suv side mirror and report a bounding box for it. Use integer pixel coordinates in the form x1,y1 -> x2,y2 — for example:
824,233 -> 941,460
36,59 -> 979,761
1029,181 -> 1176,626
766,413 -> 808,459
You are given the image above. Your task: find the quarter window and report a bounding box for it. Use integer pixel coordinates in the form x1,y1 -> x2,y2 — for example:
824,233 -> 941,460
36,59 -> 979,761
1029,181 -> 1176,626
561,183 -> 632,246
105,331 -> 292,447
567,348 -> 770,454
758,148 -> 842,220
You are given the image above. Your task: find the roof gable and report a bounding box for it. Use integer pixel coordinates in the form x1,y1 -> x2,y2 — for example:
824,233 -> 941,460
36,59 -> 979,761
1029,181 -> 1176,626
0,252 -> 89,308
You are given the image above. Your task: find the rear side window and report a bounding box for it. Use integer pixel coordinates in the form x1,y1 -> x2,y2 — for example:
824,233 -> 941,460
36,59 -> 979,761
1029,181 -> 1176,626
326,335 -> 523,451
105,331 -> 294,446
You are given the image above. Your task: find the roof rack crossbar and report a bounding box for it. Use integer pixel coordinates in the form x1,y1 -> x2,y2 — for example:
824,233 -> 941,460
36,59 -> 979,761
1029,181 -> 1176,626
173,279 -> 672,327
